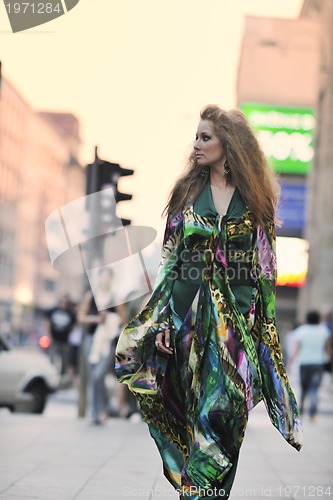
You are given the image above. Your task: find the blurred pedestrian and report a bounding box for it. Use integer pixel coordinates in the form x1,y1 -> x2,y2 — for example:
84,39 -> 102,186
290,310 -> 331,422
67,302 -> 83,388
321,305 -> 333,375
78,268 -> 125,425
45,294 -> 76,377
115,105 -> 302,499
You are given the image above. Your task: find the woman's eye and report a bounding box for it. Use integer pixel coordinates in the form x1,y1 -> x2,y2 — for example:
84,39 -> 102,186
195,135 -> 210,141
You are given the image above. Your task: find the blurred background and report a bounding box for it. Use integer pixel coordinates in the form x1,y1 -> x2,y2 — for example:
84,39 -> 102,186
0,0 -> 332,409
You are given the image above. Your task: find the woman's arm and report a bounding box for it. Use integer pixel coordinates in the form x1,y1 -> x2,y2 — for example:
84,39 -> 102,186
253,219 -> 303,451
153,210 -> 184,289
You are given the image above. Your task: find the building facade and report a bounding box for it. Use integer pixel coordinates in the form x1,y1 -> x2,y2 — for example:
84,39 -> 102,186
0,74 -> 85,339
236,13 -> 320,330
297,0 -> 333,320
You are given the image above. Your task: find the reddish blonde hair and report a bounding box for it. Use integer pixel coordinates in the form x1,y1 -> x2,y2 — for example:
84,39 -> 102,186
164,104 -> 280,226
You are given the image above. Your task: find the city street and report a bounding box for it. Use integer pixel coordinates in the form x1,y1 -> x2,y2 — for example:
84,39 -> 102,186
1,2 -> 333,500
0,376 -> 332,500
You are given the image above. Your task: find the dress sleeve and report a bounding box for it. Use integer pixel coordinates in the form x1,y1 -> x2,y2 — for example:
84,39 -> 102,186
253,219 -> 303,451
115,210 -> 184,390
154,210 -> 184,289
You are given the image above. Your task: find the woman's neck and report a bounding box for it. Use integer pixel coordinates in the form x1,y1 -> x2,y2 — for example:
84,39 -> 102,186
210,164 -> 231,189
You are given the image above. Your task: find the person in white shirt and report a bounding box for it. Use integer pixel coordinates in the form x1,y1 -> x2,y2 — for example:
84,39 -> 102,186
291,311 -> 330,421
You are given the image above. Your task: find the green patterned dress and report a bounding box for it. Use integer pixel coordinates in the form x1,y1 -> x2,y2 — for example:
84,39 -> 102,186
115,179 -> 303,499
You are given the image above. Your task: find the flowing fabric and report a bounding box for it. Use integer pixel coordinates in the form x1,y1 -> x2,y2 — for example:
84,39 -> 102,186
115,180 -> 302,499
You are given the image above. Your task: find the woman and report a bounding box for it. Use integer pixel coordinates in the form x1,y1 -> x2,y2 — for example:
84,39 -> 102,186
115,105 -> 303,499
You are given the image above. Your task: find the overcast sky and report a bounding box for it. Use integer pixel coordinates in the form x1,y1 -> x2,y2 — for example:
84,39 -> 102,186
1,0 -> 303,235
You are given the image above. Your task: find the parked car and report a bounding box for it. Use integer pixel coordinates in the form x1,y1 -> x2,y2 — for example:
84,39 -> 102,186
0,334 -> 60,414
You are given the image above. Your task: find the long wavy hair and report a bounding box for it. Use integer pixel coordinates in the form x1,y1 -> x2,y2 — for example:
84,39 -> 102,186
163,104 -> 280,226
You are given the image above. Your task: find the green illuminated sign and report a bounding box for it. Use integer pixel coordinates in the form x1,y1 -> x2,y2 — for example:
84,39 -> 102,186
240,103 -> 315,175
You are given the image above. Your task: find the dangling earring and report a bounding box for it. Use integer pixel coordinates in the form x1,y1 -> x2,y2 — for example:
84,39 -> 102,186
200,168 -> 209,178
224,160 -> 231,178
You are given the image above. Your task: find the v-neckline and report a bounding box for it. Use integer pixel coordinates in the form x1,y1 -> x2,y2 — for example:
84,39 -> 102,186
208,181 -> 236,218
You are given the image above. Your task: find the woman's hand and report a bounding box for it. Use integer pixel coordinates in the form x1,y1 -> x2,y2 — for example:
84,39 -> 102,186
155,329 -> 173,355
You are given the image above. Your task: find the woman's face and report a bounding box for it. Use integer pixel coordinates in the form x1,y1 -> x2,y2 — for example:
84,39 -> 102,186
194,119 -> 225,168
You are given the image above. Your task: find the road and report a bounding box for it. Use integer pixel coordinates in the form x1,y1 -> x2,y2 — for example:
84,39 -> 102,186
0,375 -> 332,499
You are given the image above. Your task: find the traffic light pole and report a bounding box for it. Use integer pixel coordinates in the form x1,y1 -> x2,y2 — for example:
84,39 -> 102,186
78,149 -> 134,418
78,146 -> 100,418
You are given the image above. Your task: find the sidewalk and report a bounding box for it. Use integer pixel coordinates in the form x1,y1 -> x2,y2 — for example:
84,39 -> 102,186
0,377 -> 332,500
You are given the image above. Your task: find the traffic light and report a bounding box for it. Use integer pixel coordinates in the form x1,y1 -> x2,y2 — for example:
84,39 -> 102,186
86,150 -> 134,233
